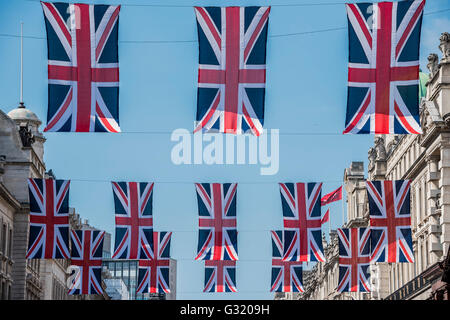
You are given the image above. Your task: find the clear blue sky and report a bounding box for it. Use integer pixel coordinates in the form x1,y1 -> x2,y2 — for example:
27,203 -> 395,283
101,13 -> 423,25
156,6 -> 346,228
0,0 -> 449,300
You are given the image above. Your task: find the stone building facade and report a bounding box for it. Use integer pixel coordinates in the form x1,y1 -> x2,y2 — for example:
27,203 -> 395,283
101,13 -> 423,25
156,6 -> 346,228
302,32 -> 450,300
0,103 -> 111,300
0,103 -> 47,300
1,103 -> 170,300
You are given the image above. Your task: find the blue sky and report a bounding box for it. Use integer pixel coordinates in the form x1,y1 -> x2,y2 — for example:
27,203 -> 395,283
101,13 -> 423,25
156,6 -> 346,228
0,0 -> 449,300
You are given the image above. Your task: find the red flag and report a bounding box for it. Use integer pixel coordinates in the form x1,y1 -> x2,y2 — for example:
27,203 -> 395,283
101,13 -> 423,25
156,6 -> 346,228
321,186 -> 342,206
321,209 -> 330,225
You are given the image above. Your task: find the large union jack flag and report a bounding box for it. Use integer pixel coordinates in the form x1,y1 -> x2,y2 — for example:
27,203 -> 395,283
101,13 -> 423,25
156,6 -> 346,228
136,231 -> 172,294
366,180 -> 414,263
337,228 -> 371,292
270,231 -> 303,293
112,182 -> 154,259
279,183 -> 324,262
27,178 -> 70,259
41,2 -> 120,132
69,230 -> 105,295
344,0 -> 425,134
195,183 -> 238,261
204,260 -> 237,293
194,6 -> 271,136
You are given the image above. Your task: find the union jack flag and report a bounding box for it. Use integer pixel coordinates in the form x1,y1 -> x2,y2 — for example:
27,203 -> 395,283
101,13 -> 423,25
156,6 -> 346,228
68,230 -> 105,295
41,2 -> 121,132
136,231 -> 172,294
343,0 -> 425,134
27,178 -> 70,259
279,183 -> 324,262
195,183 -> 238,261
112,182 -> 154,259
204,260 -> 237,293
270,231 -> 303,293
194,6 -> 271,136
366,180 -> 414,262
337,228 -> 371,292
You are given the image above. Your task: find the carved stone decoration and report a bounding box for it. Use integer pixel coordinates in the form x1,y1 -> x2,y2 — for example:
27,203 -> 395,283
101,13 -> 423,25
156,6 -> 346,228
46,169 -> 56,179
440,247 -> 450,284
374,136 -> 387,161
420,106 -> 431,136
427,53 -> 439,76
387,135 -> 401,157
18,123 -> 35,148
439,32 -> 450,63
443,113 -> 450,128
368,147 -> 377,168
0,155 -> 5,175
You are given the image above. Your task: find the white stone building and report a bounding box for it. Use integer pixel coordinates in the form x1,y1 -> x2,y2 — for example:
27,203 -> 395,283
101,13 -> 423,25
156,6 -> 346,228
0,103 -> 92,300
301,32 -> 450,300
0,103 -> 46,299
103,278 -> 129,300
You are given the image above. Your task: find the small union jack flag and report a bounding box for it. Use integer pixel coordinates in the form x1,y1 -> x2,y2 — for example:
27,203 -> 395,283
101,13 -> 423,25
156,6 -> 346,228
279,183 -> 324,262
68,230 -> 105,295
344,0 -> 425,134
366,180 -> 414,263
204,260 -> 237,293
270,231 -> 304,293
337,228 -> 371,292
321,208 -> 330,225
321,186 -> 342,206
41,2 -> 121,132
136,231 -> 172,294
112,182 -> 154,259
194,6 -> 271,136
195,183 -> 238,261
27,178 -> 71,259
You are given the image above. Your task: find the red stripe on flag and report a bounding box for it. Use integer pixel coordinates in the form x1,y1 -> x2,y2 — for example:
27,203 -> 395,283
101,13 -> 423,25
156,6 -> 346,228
321,186 -> 342,206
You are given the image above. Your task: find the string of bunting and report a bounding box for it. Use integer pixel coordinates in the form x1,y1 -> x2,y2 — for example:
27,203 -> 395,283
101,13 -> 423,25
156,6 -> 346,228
13,0 -> 431,296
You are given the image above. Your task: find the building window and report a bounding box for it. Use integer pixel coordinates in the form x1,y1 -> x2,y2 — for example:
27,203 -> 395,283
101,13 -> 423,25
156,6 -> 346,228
424,238 -> 428,269
392,265 -> 396,291
1,280 -> 6,300
1,223 -> 6,254
403,263 -> 408,285
7,228 -> 12,257
411,191 -> 416,229
416,186 -> 422,224
419,238 -> 424,272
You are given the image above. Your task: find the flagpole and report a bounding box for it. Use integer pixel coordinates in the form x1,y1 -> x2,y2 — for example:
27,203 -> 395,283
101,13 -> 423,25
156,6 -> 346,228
342,185 -> 345,227
328,210 -> 331,235
20,21 -> 23,105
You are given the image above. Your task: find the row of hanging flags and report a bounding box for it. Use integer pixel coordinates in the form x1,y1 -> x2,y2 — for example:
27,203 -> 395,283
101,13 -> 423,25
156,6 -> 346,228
26,178 -> 413,295
39,0 -> 426,135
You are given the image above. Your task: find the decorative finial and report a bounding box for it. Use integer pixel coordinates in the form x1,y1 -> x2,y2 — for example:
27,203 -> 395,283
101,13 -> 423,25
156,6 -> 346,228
427,53 -> 439,77
440,32 -> 450,63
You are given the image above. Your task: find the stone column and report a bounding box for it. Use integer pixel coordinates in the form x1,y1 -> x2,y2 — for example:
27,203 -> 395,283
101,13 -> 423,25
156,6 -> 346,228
367,136 -> 391,299
439,135 -> 450,255
426,155 -> 443,263
343,162 -> 365,226
437,33 -> 450,124
10,207 -> 29,300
